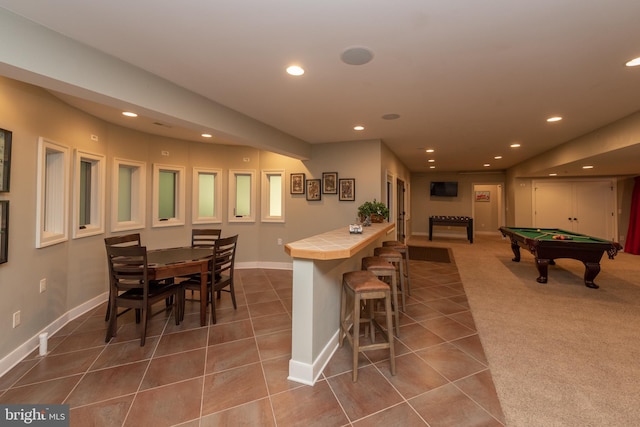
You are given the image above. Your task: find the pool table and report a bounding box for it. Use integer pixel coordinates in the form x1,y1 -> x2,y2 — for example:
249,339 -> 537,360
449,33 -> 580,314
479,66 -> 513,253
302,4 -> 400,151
499,227 -> 622,289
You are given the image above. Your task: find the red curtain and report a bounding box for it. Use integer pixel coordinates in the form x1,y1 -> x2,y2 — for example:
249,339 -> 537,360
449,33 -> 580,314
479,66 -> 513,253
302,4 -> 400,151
625,176 -> 640,254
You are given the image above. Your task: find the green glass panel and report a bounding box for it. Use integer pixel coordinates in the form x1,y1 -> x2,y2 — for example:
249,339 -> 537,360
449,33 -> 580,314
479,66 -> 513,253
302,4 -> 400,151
118,166 -> 132,222
158,170 -> 176,219
236,174 -> 250,217
198,173 -> 215,217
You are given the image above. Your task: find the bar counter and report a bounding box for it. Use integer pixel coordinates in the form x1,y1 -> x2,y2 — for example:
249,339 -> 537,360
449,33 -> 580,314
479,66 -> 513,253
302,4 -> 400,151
285,222 -> 395,385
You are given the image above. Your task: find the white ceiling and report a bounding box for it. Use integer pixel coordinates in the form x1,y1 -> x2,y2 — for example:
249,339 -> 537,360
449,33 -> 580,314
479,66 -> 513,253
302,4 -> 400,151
2,0 -> 640,175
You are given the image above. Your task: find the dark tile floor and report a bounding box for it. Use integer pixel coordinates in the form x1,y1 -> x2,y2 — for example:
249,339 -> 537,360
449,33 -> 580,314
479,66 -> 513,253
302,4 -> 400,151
0,258 -> 505,426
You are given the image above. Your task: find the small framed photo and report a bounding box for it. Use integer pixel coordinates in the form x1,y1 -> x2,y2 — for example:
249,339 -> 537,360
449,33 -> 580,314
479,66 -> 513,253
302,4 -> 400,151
0,200 -> 8,264
0,128 -> 12,193
290,173 -> 305,194
322,172 -> 338,194
306,179 -> 321,201
339,178 -> 355,201
475,191 -> 490,202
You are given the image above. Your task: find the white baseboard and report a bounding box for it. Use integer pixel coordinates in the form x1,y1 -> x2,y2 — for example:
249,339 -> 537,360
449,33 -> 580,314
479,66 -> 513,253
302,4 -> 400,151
235,261 -> 292,270
0,262 -> 293,379
288,329 -> 339,385
0,292 -> 108,378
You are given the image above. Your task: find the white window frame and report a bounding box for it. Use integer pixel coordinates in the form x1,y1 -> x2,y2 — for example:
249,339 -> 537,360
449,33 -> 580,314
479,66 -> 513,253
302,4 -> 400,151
152,163 -> 185,227
261,169 -> 285,223
229,169 -> 256,223
111,158 -> 146,232
73,149 -> 106,238
36,137 -> 70,248
192,167 -> 222,224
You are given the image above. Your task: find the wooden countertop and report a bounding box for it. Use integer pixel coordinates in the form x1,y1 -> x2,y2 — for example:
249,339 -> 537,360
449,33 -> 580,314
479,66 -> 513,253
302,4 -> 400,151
284,222 -> 395,260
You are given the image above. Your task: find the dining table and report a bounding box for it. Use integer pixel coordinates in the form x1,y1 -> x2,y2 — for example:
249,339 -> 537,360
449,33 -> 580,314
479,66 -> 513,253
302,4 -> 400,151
147,247 -> 212,326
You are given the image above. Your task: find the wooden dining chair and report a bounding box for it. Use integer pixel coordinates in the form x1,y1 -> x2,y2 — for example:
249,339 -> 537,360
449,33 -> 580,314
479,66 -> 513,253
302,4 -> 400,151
180,234 -> 238,324
104,245 -> 181,346
103,233 -> 142,320
183,229 -> 222,296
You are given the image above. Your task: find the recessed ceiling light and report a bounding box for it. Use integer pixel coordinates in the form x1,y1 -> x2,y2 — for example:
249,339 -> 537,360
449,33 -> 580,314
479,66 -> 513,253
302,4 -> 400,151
483,163 -> 491,167
428,159 -> 435,163
425,149 -> 434,153
625,57 -> 640,67
286,65 -> 305,76
549,173 -> 557,176
494,156 -> 502,159
582,165 -> 594,169
547,116 -> 562,122
429,166 -> 435,169
122,111 -> 138,117
201,133 -> 212,138
510,143 -> 521,148
353,125 -> 365,131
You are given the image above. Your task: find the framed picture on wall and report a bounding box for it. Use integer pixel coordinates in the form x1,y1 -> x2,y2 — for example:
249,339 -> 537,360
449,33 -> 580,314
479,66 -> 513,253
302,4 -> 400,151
306,179 -> 321,201
339,178 -> 355,201
475,191 -> 490,202
290,173 -> 305,194
322,172 -> 338,194
0,128 -> 12,193
0,200 -> 8,264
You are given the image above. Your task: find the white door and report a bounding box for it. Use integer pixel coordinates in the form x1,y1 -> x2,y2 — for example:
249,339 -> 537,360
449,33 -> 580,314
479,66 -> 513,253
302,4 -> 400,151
533,180 -> 615,239
534,182 -> 574,230
573,181 -> 615,240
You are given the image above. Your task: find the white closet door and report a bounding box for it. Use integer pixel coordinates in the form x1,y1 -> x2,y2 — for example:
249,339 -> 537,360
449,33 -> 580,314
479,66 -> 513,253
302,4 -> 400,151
573,181 -> 615,240
533,182 -> 573,229
533,180 -> 616,240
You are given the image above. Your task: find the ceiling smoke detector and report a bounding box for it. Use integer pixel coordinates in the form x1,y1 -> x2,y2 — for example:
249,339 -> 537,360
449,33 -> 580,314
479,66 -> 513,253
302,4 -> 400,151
382,113 -> 400,120
341,47 -> 374,65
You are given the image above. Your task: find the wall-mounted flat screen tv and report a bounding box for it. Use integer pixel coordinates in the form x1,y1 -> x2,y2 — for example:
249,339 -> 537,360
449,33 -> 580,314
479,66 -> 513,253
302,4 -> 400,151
430,181 -> 458,197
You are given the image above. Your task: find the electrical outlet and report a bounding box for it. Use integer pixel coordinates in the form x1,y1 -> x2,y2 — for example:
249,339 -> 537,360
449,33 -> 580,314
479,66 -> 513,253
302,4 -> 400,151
40,278 -> 47,293
13,311 -> 20,328
277,238 -> 283,245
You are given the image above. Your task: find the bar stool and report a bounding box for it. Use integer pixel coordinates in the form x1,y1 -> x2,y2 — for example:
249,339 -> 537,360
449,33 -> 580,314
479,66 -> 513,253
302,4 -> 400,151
382,240 -> 411,296
373,247 -> 407,311
361,256 -> 401,337
339,270 -> 396,382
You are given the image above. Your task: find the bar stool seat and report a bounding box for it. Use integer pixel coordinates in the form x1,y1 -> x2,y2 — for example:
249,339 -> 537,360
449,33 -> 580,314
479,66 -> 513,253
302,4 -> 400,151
382,240 -> 411,296
339,270 -> 396,382
361,256 -> 400,337
373,247 -> 407,311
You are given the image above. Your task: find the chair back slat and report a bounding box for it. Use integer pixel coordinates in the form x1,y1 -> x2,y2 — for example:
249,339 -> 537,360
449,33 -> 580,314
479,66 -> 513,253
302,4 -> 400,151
106,245 -> 148,291
213,235 -> 238,277
105,233 -> 141,248
192,229 -> 222,248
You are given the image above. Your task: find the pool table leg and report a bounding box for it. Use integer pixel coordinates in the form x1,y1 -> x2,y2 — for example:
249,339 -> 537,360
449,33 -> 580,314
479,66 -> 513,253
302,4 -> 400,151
534,258 -> 549,283
509,242 -> 521,262
583,262 -> 601,289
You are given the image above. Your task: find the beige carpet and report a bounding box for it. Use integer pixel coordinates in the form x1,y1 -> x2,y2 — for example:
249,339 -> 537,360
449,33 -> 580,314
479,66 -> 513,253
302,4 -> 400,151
408,234 -> 640,426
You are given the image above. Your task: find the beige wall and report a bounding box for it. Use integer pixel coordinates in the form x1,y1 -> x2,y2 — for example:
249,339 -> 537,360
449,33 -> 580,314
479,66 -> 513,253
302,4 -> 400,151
505,112 -> 640,232
410,172 -> 506,236
0,77 -> 408,362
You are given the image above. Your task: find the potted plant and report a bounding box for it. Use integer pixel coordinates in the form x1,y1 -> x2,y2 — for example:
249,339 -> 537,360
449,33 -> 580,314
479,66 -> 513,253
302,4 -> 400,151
357,199 -> 389,223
